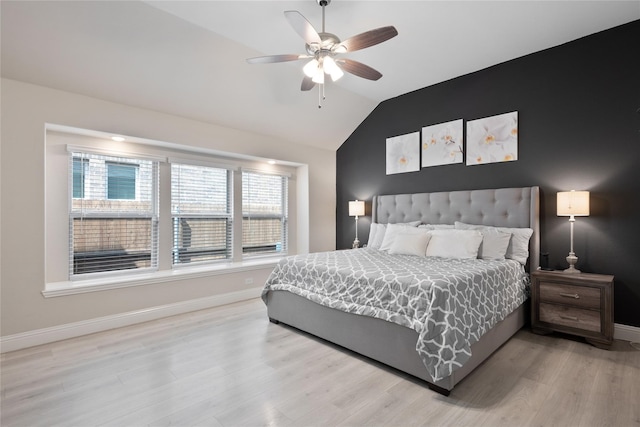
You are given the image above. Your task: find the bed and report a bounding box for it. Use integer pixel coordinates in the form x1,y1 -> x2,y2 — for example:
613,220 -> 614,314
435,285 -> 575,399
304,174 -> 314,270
262,186 -> 540,395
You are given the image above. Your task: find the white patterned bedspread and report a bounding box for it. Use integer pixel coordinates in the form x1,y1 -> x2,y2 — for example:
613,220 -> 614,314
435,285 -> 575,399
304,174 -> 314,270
262,248 -> 529,381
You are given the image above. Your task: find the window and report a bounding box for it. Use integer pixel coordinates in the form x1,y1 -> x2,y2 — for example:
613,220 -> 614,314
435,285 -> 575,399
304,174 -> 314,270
69,151 -> 158,277
49,127 -> 300,291
171,163 -> 233,265
242,171 -> 288,257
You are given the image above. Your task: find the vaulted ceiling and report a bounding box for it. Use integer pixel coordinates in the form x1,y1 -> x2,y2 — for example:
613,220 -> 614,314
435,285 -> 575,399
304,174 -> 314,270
2,1 -> 638,150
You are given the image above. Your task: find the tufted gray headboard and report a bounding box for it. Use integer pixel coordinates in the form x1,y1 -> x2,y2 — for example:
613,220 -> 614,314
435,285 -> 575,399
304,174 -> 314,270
372,186 -> 540,271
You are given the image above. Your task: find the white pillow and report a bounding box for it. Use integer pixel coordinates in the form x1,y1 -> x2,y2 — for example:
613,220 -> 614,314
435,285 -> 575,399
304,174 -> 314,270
379,222 -> 421,251
367,223 -> 387,249
477,228 -> 512,260
455,222 -> 533,265
388,230 -> 432,257
425,229 -> 483,259
418,223 -> 455,230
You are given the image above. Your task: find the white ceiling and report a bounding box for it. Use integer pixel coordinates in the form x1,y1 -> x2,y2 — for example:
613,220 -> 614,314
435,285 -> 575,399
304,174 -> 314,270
2,1 -> 638,150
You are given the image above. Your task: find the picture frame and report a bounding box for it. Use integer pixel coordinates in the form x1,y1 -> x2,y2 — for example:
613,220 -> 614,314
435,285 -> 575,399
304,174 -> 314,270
386,131 -> 420,175
466,111 -> 518,165
421,119 -> 463,168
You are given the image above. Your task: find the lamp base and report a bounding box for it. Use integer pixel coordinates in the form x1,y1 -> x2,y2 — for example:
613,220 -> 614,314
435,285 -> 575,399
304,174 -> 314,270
352,238 -> 360,249
564,252 -> 581,274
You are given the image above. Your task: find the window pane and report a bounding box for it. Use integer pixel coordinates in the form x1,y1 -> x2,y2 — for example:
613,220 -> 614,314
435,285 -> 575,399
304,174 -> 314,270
72,157 -> 87,198
242,171 -> 287,256
72,217 -> 155,274
242,173 -> 283,216
173,217 -> 229,264
107,162 -> 137,200
242,217 -> 284,253
69,152 -> 158,277
71,154 -> 154,215
171,163 -> 232,265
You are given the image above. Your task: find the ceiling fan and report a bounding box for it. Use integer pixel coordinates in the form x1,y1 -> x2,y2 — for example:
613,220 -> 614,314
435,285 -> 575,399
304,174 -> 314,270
246,0 -> 398,108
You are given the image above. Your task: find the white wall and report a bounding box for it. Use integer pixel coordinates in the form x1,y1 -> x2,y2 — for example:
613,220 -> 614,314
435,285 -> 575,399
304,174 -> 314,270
0,78 -> 336,337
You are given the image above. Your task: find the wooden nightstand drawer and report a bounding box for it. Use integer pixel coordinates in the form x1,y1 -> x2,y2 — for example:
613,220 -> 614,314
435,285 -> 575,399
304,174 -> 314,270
539,282 -> 600,310
539,303 -> 600,332
531,270 -> 614,349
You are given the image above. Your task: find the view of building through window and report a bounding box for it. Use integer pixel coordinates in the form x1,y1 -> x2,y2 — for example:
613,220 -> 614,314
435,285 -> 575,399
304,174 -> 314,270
171,163 -> 232,265
70,151 -> 157,276
242,171 -> 288,256
70,151 -> 289,278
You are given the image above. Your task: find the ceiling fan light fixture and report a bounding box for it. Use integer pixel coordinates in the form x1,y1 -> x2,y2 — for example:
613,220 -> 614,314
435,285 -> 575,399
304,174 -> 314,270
330,68 -> 344,82
312,68 -> 325,84
303,58 -> 319,77
323,56 -> 344,81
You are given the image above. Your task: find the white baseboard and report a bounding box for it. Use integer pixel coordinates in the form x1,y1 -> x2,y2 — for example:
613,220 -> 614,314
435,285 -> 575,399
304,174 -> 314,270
3,292 -> 639,353
615,323 -> 640,343
0,287 -> 263,353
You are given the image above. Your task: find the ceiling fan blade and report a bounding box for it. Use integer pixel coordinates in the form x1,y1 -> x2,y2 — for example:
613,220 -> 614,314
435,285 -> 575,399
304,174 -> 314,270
337,59 -> 383,81
246,54 -> 310,64
337,26 -> 398,53
284,10 -> 321,45
301,75 -> 315,91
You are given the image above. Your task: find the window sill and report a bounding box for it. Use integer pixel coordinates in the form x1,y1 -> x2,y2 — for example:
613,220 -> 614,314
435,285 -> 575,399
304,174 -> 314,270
43,258 -> 280,298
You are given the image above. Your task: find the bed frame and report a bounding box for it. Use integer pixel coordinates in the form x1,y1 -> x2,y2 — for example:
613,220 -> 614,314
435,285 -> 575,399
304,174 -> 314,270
265,186 -> 540,395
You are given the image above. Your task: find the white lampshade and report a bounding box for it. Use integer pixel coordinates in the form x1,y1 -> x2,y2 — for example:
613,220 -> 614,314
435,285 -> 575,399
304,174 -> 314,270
557,191 -> 590,216
349,200 -> 365,217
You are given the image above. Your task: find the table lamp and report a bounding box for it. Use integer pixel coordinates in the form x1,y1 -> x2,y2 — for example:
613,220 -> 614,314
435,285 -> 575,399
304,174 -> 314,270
557,190 -> 590,273
349,200 -> 365,248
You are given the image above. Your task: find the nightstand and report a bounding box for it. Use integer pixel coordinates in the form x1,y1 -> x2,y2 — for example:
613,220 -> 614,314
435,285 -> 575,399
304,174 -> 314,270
530,270 -> 614,349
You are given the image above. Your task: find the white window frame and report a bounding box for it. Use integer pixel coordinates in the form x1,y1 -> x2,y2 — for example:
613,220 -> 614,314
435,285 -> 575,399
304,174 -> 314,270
43,127 -> 302,297
242,170 -> 289,258
68,149 -> 160,280
170,161 -> 234,267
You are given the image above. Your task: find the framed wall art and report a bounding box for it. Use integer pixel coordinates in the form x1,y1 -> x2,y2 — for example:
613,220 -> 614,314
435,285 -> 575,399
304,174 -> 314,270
466,111 -> 518,165
421,119 -> 463,168
386,131 -> 420,175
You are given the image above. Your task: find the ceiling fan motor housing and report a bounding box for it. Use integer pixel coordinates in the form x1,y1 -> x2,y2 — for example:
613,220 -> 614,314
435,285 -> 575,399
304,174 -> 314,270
306,32 -> 341,56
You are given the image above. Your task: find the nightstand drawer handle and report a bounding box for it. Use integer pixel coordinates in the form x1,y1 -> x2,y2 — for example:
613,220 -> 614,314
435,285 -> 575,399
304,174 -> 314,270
559,292 -> 580,299
560,314 -> 579,321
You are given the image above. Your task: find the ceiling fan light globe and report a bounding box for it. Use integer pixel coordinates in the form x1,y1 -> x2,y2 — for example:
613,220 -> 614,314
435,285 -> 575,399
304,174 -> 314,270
303,59 -> 319,78
312,69 -> 325,84
323,57 -> 344,81
330,67 -> 344,81
322,56 -> 338,72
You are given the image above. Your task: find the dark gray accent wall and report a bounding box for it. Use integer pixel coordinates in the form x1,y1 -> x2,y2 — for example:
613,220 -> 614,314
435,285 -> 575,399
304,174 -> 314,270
336,20 -> 640,327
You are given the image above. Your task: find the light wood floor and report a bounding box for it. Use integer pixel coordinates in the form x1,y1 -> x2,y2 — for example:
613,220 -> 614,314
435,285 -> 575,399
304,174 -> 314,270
2,298 -> 639,427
